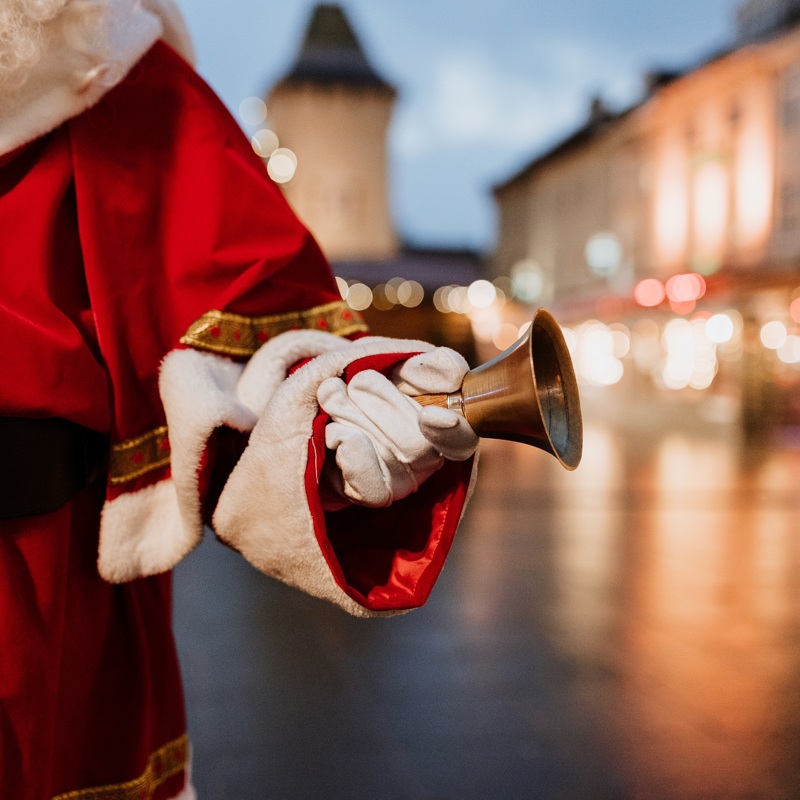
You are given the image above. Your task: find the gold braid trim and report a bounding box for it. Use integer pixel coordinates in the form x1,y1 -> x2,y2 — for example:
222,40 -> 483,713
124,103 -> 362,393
109,425 -> 170,487
50,733 -> 188,800
109,303 -> 366,486
179,300 -> 368,357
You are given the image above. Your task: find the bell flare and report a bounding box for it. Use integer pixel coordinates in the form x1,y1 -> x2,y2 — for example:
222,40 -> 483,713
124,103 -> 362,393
459,308 -> 583,470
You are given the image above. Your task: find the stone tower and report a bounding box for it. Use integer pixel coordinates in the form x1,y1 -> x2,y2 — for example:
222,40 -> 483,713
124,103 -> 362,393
266,4 -> 399,260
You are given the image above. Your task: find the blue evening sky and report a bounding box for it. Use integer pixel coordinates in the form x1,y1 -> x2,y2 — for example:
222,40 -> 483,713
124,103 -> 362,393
175,1 -> 743,252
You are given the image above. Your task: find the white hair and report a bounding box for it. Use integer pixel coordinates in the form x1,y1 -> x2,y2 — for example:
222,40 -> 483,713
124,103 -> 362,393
0,0 -> 109,95
0,0 -> 67,80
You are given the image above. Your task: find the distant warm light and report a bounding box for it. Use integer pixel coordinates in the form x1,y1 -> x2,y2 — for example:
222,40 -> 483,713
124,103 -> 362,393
561,327 -> 577,356
433,286 -> 453,313
267,147 -> 297,184
345,282 -> 372,311
335,276 -> 348,299
493,323 -> 520,351
493,276 -> 515,301
778,335 -> 800,364
760,320 -> 788,350
467,280 -> 497,308
470,308 -> 502,344
735,119 -> 773,248
705,313 -> 734,344
665,273 -> 706,303
669,299 -> 696,315
251,129 -> 279,158
371,284 -> 395,311
238,96 -> 267,127
634,278 -> 665,307
654,139 -> 689,268
609,324 -> 631,358
449,286 -> 470,314
511,259 -> 545,304
693,159 -> 729,265
384,278 -> 405,305
576,321 -> 624,386
397,280 -> 424,308
585,232 -> 623,276
790,297 -> 800,323
661,318 -> 717,391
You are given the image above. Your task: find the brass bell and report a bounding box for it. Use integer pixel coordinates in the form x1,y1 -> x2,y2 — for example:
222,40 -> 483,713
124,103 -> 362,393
415,308 -> 583,470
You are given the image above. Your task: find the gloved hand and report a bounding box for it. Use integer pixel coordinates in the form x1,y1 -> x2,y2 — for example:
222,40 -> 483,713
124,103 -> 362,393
318,348 -> 478,508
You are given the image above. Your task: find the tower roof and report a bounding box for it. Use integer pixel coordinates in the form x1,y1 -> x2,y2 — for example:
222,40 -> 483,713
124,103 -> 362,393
280,4 -> 394,90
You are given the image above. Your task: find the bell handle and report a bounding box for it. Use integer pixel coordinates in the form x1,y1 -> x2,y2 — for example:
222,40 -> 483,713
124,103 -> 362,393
412,393 -> 449,409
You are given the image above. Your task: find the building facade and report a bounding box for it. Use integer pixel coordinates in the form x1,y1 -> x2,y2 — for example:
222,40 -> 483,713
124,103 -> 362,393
493,9 -> 800,432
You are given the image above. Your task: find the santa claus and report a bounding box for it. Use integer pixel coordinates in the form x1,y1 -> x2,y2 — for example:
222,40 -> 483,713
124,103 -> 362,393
0,1 -> 478,797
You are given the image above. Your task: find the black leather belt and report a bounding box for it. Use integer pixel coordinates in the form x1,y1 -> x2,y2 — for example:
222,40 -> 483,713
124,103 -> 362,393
0,417 -> 107,519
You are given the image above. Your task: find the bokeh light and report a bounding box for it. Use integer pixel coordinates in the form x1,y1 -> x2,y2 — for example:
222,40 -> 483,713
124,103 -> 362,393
575,320 -> 625,386
760,320 -> 788,350
493,323 -> 520,351
238,96 -> 267,127
251,129 -> 279,158
467,280 -> 497,308
705,313 -> 735,344
267,147 -> 297,183
371,284 -> 395,311
665,272 -> 706,303
777,335 -> 800,364
634,278 -> 666,307
511,259 -> 545,303
585,232 -> 623,276
344,282 -> 372,311
397,280 -> 424,308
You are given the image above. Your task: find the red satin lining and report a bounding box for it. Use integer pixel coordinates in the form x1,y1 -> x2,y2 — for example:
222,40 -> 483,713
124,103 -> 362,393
304,353 -> 474,612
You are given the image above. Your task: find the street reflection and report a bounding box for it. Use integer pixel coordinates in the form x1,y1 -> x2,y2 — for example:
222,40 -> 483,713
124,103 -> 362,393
174,415 -> 800,799
459,424 -> 800,798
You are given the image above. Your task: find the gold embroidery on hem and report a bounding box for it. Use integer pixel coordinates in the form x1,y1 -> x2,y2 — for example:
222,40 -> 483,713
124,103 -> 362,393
50,733 -> 188,800
110,425 -> 170,487
180,300 -> 368,357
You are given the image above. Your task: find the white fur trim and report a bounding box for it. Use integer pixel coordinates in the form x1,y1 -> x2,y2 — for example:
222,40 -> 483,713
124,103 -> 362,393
213,337 -> 437,618
0,0 -> 194,156
97,331 -> 359,582
159,348 -> 256,552
238,329 -> 347,416
142,0 -> 196,65
98,478 -> 189,582
169,785 -> 196,800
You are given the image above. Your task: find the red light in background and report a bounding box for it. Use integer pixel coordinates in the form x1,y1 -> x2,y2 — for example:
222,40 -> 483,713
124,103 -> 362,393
665,273 -> 706,303
634,279 -> 666,307
791,297 -> 800,324
669,299 -> 696,315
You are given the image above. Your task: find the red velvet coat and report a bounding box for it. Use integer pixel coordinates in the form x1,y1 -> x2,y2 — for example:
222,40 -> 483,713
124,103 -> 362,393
0,41 -> 474,799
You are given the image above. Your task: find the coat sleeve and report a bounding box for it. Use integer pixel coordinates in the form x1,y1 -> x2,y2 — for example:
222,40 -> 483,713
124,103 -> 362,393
69,42 -> 476,616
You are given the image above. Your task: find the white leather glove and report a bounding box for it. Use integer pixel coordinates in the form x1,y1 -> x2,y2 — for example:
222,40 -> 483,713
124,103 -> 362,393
318,348 -> 478,508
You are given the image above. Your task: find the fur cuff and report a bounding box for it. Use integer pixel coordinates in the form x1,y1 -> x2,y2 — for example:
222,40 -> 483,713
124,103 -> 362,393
97,331 -> 360,582
212,337 -> 454,618
98,478 -> 187,582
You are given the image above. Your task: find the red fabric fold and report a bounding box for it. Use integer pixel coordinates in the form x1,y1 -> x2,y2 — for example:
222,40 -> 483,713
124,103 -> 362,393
304,352 -> 474,612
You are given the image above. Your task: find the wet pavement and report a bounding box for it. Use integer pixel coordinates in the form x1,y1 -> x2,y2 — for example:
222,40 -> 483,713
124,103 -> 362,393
173,417 -> 800,799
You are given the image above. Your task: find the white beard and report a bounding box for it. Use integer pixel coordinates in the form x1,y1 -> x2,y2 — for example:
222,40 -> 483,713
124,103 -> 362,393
0,0 -> 194,156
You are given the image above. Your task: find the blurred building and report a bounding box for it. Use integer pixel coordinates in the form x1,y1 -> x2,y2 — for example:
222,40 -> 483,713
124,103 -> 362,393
492,0 -> 800,435
260,3 -> 483,359
266,4 -> 398,261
